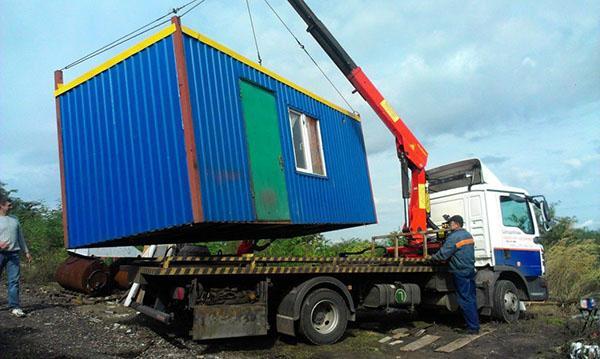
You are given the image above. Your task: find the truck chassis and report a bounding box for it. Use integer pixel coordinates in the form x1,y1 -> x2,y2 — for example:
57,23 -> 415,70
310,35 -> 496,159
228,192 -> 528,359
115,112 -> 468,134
130,253 -> 544,344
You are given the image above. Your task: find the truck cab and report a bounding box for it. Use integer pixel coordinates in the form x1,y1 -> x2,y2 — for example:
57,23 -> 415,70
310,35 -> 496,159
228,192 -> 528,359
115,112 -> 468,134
427,159 -> 550,320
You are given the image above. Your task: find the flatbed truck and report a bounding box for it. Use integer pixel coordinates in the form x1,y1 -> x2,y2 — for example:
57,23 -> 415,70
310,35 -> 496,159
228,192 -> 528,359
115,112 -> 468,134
129,158 -> 551,345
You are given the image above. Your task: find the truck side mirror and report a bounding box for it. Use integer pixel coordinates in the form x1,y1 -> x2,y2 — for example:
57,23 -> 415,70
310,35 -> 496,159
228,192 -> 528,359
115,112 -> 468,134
529,195 -> 552,231
538,199 -> 552,231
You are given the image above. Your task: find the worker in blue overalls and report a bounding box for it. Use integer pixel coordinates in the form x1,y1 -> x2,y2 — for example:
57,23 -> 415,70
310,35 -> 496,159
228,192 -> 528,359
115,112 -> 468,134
431,215 -> 480,334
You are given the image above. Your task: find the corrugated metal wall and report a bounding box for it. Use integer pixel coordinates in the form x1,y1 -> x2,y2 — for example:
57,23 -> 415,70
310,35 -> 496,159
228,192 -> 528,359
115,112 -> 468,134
58,37 -> 193,248
183,35 -> 376,225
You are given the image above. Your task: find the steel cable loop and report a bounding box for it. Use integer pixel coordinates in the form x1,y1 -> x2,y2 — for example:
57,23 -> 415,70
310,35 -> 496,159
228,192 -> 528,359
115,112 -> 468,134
61,0 -> 207,70
245,0 -> 263,65
262,0 -> 357,113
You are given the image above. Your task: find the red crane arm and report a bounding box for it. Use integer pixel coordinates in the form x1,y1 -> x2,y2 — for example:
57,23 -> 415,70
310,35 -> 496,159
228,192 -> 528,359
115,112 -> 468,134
347,67 -> 428,169
287,0 -> 430,237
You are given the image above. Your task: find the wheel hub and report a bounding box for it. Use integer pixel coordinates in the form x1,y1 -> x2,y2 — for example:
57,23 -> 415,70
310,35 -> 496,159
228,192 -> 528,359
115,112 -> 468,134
310,299 -> 340,334
504,291 -> 519,314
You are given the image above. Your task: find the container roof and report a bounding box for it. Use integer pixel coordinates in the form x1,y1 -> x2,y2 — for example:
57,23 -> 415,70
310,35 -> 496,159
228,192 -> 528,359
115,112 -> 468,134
55,22 -> 360,121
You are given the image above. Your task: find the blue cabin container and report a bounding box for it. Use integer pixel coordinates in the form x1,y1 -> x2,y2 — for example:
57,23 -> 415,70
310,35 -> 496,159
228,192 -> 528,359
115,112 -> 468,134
54,19 -> 376,248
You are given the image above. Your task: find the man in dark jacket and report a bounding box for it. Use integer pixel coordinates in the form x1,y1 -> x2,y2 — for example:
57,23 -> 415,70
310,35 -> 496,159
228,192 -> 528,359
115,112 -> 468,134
431,215 -> 480,334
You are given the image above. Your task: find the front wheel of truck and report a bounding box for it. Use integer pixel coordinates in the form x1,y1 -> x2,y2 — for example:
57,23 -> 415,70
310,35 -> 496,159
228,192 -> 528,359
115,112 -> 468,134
492,280 -> 521,322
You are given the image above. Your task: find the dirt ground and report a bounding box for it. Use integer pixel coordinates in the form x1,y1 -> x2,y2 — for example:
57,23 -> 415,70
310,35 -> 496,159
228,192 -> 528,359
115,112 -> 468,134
0,283 -> 591,359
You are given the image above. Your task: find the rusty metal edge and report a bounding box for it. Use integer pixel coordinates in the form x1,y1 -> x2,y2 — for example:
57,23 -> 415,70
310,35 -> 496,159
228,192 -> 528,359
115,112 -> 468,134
171,16 -> 204,222
54,70 -> 69,247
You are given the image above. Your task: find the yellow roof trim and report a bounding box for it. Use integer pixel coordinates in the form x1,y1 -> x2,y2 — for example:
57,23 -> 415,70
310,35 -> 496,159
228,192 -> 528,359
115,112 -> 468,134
181,26 -> 360,121
54,24 -> 177,97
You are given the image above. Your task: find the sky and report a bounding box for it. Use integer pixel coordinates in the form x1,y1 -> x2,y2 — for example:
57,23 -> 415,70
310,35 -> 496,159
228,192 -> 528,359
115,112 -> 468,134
1,0 -> 598,241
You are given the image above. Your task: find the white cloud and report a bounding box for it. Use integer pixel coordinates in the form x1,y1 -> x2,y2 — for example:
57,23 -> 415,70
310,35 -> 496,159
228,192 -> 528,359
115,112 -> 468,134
564,154 -> 600,169
445,47 -> 480,78
521,57 -> 536,68
575,219 -> 595,229
564,158 -> 583,168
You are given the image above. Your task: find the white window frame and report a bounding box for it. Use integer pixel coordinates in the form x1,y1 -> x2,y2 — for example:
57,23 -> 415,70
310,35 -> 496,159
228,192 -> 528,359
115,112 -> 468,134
288,109 -> 327,177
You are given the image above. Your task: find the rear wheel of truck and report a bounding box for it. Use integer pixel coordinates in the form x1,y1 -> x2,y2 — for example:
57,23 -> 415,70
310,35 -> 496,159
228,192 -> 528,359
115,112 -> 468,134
298,288 -> 348,345
492,280 -> 520,322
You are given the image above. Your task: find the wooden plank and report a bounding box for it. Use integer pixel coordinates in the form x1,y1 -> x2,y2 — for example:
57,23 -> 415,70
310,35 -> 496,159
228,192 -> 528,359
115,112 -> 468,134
399,334 -> 440,351
392,332 -> 410,339
435,329 -> 495,353
391,327 -> 409,334
378,336 -> 392,344
389,340 -> 404,346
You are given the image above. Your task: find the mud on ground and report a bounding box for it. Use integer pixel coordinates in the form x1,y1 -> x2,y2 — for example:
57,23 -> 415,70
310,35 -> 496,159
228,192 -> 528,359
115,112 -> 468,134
0,283 -> 587,358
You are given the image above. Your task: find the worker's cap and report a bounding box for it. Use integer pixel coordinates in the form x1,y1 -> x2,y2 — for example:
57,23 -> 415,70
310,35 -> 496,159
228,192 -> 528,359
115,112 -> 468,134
446,215 -> 464,227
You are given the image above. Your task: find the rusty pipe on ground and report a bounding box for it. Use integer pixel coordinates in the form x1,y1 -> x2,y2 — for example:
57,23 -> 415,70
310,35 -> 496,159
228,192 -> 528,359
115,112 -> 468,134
130,302 -> 174,324
55,254 -> 109,295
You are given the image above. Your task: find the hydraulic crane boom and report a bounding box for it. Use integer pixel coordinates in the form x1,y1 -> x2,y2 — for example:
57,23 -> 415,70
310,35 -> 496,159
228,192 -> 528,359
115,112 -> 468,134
288,0 -> 430,242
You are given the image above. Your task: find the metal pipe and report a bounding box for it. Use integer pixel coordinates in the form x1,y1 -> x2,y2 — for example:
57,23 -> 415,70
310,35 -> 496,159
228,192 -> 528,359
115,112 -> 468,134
371,229 -> 444,240
130,302 -> 174,325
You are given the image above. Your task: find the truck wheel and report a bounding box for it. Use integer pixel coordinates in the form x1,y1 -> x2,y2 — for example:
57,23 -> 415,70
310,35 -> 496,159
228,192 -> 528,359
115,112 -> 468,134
492,280 -> 520,322
298,288 -> 348,345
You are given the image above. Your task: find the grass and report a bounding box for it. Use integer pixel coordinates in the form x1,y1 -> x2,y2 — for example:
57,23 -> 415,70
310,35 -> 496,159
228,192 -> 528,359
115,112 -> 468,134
545,240 -> 600,303
21,249 -> 68,284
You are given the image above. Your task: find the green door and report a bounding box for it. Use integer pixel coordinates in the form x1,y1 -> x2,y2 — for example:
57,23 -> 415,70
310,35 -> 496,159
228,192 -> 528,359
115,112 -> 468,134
240,81 -> 290,221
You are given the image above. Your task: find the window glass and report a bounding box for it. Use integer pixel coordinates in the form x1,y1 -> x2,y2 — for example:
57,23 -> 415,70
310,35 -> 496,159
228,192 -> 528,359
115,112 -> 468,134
500,196 -> 534,234
306,116 -> 324,175
289,111 -> 307,170
288,110 -> 326,176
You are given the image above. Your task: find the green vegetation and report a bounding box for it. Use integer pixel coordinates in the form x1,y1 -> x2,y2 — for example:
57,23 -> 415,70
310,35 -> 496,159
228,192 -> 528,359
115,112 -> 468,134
0,182 -> 68,283
542,216 -> 600,303
203,235 -> 379,257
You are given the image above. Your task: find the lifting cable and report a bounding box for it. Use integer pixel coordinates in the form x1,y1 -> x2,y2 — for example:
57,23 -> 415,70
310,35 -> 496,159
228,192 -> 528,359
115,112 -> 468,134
60,0 -> 208,70
262,0 -> 357,114
245,0 -> 263,65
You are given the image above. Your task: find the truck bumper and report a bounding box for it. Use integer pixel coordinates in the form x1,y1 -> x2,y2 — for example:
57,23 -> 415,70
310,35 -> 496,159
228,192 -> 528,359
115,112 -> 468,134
526,276 -> 549,301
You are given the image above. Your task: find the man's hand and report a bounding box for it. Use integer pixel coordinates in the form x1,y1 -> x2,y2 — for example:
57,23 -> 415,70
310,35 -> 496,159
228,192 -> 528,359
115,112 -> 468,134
25,252 -> 32,263
0,242 -> 8,250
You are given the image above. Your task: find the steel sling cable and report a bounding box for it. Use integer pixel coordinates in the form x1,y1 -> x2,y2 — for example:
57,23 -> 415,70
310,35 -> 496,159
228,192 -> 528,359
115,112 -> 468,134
61,0 -> 207,70
262,0 -> 357,114
245,0 -> 263,65
179,0 -> 208,17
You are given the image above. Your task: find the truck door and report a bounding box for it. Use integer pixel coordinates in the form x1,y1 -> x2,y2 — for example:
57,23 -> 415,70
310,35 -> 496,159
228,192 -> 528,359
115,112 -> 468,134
493,194 -> 543,277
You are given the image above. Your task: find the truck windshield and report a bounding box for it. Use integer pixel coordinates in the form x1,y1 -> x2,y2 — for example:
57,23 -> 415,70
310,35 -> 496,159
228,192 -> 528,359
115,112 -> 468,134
500,196 -> 534,234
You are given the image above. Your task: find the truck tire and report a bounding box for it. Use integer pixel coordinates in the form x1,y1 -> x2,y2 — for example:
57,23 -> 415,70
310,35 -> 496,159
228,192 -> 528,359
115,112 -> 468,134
492,280 -> 520,322
298,288 -> 348,345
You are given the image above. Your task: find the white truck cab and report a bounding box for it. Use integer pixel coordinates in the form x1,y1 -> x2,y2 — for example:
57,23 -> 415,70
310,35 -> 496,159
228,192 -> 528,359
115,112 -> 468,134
426,159 -> 551,320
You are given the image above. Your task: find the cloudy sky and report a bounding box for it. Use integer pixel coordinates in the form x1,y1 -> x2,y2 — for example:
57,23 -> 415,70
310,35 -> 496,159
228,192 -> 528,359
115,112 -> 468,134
1,0 -> 598,241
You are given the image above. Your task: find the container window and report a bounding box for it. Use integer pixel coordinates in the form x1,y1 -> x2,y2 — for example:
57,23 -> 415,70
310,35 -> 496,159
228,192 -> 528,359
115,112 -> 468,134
288,109 -> 326,176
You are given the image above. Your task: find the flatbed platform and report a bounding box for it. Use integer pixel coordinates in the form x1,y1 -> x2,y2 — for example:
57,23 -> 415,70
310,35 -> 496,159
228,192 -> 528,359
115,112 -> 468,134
137,255 -> 445,276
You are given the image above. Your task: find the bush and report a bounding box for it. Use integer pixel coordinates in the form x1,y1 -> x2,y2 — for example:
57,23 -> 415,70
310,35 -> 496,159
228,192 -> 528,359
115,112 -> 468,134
202,235 -> 377,258
545,240 -> 600,303
21,249 -> 68,284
